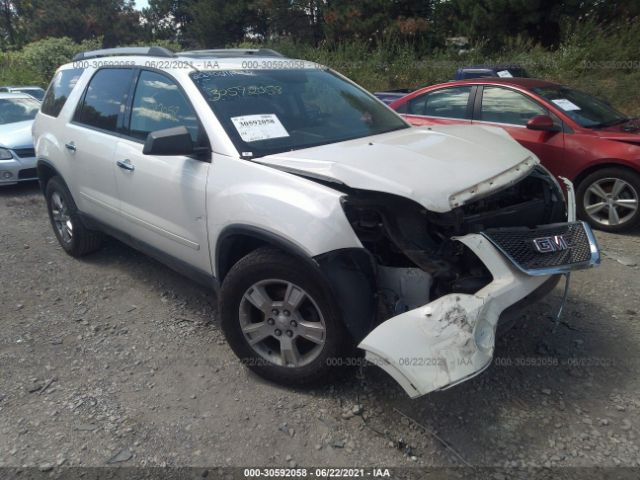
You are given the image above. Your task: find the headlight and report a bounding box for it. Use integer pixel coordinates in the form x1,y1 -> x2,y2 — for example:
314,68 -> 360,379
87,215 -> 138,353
0,148 -> 14,160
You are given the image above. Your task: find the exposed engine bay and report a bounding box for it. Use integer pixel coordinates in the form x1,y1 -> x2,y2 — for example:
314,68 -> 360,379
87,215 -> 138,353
340,166 -> 567,318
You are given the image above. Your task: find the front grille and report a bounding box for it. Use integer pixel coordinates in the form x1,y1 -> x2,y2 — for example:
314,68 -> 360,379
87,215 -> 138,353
18,168 -> 37,179
482,222 -> 598,274
13,148 -> 35,158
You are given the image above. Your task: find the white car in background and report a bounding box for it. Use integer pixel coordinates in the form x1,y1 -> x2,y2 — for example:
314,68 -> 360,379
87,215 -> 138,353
33,47 -> 600,398
0,92 -> 40,185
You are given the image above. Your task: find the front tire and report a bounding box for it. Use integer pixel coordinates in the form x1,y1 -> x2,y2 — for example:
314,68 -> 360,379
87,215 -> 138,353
45,176 -> 103,257
219,247 -> 349,386
577,167 -> 640,232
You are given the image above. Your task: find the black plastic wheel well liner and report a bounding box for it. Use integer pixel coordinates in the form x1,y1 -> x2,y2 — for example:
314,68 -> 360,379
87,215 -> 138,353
215,225 -> 313,282
313,248 -> 378,342
36,159 -> 61,193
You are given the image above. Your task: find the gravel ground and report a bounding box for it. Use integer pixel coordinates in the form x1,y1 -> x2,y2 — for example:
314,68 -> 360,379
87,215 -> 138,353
1,182 -> 639,471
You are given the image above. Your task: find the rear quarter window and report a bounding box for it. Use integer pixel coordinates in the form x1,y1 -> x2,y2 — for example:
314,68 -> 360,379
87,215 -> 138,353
41,68 -> 84,117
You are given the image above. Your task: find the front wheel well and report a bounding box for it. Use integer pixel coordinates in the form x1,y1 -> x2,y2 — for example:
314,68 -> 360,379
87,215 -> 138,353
573,162 -> 639,188
215,227 -> 312,283
36,160 -> 60,193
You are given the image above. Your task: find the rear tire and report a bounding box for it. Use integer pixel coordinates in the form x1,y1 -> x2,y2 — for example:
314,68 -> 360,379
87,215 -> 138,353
45,176 -> 103,257
576,167 -> 640,232
219,247 -> 350,386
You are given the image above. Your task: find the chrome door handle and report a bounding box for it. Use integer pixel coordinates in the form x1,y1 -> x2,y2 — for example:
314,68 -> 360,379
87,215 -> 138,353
116,159 -> 135,171
65,142 -> 76,152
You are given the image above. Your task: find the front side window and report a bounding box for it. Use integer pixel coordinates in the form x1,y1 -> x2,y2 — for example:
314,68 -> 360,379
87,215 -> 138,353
41,68 -> 84,117
407,86 -> 472,119
190,69 -> 408,158
479,86 -> 547,125
129,70 -> 200,142
533,86 -> 628,128
74,68 -> 134,132
0,97 -> 41,125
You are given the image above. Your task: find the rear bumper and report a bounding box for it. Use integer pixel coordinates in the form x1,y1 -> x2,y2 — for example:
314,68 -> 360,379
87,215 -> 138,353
0,155 -> 37,185
358,223 -> 600,398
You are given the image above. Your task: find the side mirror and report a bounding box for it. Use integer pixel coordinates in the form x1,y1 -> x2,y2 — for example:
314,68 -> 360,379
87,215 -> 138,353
526,115 -> 561,132
143,126 -> 194,156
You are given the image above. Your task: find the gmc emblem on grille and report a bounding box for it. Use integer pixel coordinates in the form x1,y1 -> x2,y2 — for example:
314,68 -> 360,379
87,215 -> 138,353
532,235 -> 569,253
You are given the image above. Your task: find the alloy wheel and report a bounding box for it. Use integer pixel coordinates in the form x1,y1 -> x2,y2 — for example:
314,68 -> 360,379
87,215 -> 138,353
50,191 -> 73,245
239,279 -> 326,368
583,177 -> 639,227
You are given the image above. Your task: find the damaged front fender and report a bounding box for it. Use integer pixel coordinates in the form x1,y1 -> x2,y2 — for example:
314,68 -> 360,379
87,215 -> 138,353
358,233 -> 549,398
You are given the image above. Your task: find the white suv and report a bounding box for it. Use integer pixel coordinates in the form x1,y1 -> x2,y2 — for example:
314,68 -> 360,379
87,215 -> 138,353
33,47 -> 600,398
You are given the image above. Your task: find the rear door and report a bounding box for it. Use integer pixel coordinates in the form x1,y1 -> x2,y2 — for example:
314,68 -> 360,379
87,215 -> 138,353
67,68 -> 136,227
471,86 -> 565,168
398,85 -> 475,127
112,69 -> 212,274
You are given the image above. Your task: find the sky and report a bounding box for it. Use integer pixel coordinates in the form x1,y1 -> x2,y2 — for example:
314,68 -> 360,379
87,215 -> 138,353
134,0 -> 149,10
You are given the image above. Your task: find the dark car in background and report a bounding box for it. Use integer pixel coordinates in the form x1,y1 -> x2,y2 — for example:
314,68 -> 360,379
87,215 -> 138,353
453,64 -> 529,80
374,64 -> 529,104
374,88 -> 413,105
389,78 -> 640,232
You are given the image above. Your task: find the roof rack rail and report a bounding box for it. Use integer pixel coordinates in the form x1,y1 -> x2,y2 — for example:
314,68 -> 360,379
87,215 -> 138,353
179,48 -> 286,59
72,46 -> 175,62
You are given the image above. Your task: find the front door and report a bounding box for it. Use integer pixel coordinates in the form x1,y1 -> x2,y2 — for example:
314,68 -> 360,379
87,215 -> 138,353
471,86 -> 566,174
113,69 -> 212,273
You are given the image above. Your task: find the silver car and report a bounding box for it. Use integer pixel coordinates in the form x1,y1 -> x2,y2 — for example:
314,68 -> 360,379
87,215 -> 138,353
0,86 -> 46,101
0,93 -> 40,185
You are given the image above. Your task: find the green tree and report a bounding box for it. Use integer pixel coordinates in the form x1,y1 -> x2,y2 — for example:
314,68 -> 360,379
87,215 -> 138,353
15,0 -> 143,47
323,0 -> 436,45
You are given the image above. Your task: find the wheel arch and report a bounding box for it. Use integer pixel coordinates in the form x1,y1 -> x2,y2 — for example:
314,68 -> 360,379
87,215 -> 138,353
573,160 -> 640,188
215,224 -> 314,282
215,225 -> 378,342
36,158 -> 68,194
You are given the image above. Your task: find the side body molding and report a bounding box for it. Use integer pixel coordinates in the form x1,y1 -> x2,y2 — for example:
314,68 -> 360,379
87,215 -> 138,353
358,233 -> 549,398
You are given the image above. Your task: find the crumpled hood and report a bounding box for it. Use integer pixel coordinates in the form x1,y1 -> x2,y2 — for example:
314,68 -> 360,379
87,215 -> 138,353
0,120 -> 34,149
257,125 -> 538,212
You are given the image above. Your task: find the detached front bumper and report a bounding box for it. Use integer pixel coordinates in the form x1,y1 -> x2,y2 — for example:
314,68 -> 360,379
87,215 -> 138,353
358,221 -> 600,398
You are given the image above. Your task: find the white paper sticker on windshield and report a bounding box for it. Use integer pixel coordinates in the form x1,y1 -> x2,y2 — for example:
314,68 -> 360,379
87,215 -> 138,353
552,99 -> 581,111
496,70 -> 513,78
231,114 -> 289,142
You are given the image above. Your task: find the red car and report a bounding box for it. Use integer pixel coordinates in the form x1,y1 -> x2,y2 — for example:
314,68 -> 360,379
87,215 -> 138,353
389,78 -> 640,232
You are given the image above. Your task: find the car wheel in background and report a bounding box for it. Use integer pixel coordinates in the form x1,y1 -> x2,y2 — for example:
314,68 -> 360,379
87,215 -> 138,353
219,247 -> 350,386
577,167 -> 640,232
45,176 -> 103,256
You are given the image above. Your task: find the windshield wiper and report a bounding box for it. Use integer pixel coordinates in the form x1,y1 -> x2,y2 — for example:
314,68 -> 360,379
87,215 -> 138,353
590,117 -> 630,129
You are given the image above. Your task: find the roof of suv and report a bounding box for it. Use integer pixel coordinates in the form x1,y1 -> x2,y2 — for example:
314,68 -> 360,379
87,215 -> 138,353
65,46 -> 320,72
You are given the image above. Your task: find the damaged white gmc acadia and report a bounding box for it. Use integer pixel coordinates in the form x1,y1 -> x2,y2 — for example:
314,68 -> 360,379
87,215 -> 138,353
33,48 -> 600,398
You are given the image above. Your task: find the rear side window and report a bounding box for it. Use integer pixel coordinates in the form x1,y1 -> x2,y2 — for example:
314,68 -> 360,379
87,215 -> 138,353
407,86 -> 472,119
41,68 -> 84,117
129,70 -> 200,142
74,68 -> 134,132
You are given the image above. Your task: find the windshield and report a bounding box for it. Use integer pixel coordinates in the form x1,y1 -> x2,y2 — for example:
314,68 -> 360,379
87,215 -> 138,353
190,69 -> 408,158
533,86 -> 627,128
0,97 -> 40,125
